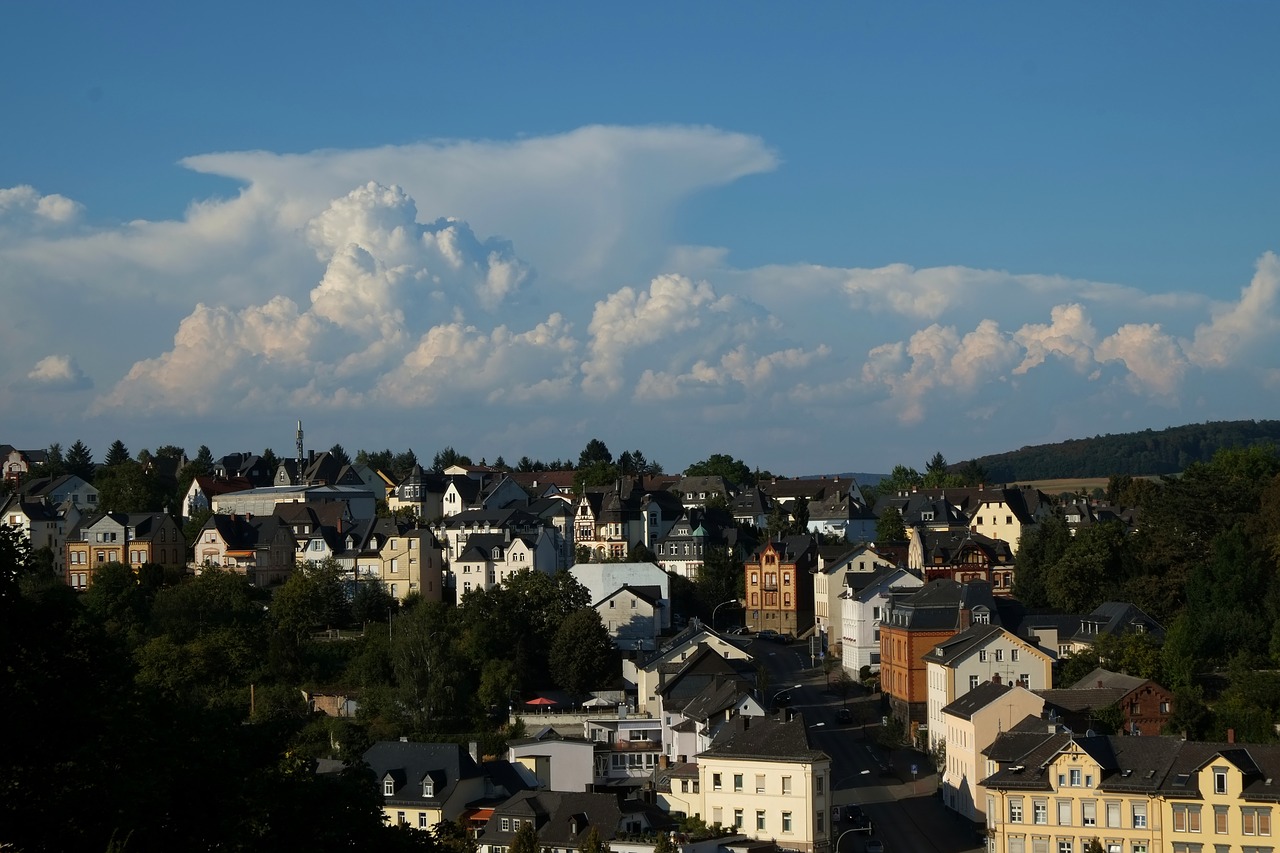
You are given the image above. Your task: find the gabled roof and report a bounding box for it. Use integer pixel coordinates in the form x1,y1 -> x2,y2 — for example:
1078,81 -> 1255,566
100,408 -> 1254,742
481,790 -> 623,847
700,712 -> 828,763
594,583 -> 662,608
941,680 -> 1014,721
1070,667 -> 1148,693
363,740 -> 483,806
928,623 -> 1008,666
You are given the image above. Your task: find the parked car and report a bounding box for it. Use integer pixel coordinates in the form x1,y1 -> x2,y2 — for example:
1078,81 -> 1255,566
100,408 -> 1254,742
836,707 -> 853,725
865,841 -> 884,853
757,629 -> 780,641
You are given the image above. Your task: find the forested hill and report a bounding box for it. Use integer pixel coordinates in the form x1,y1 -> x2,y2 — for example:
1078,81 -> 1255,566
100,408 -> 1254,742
974,420 -> 1280,481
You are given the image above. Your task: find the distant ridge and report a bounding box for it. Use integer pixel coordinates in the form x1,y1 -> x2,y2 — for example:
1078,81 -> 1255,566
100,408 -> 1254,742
971,419 -> 1280,482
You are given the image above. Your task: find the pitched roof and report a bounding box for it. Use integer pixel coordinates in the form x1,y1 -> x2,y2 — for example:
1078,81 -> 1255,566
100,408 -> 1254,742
362,740 -> 483,807
700,712 -> 828,763
940,679 -> 1014,721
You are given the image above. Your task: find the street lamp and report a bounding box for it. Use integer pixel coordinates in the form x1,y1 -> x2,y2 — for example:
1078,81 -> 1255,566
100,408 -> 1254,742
771,683 -> 802,709
711,598 -> 740,631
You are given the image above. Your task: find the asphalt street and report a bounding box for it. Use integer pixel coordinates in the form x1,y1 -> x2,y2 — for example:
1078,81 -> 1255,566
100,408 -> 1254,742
749,637 -> 986,853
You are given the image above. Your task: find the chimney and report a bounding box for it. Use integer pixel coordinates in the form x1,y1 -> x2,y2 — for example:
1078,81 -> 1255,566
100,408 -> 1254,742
1098,680 -> 1104,689
743,716 -> 750,730
469,741 -> 479,763
1228,728 -> 1236,744
658,755 -> 669,770
992,673 -> 1001,685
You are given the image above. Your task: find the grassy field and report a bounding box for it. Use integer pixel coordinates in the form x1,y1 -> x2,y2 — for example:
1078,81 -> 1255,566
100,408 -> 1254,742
1011,477 -> 1111,496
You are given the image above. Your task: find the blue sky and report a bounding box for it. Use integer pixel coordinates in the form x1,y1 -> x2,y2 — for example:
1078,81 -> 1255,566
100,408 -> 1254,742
2,1 -> 1278,475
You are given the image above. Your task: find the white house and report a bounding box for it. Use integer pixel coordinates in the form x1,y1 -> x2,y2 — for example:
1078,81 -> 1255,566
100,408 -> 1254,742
939,680 -> 1044,822
570,561 -> 672,634
839,566 -> 923,676
595,585 -> 665,651
925,624 -> 1056,753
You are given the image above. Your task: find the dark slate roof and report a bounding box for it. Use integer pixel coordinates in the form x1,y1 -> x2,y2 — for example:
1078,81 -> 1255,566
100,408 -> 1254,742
940,680 -> 1014,721
700,712 -> 828,763
363,741 -> 483,808
1035,688 -> 1128,714
928,623 -> 1006,667
479,790 -> 623,847
1073,601 -> 1165,644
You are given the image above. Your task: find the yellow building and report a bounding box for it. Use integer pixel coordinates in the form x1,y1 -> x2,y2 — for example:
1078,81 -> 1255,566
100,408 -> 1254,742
982,726 -> 1280,853
696,713 -> 832,853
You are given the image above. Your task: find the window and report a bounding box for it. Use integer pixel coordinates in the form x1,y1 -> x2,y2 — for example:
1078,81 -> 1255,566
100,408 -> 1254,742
816,810 -> 824,834
756,810 -> 765,831
1010,800 -> 1024,823
1058,842 -> 1072,853
1132,803 -> 1147,828
1008,839 -> 1025,853
680,779 -> 689,793
502,819 -> 510,831
1215,805 -> 1228,834
816,776 -> 824,794
1083,801 -> 1096,827
970,675 -> 980,690
1106,801 -> 1121,828
1214,767 -> 1228,794
751,572 -> 758,584
996,648 -> 1004,662
979,650 -> 988,663
397,811 -> 406,825
1243,806 -> 1272,835
1070,769 -> 1082,786
384,779 -> 395,796
1173,804 -> 1202,832
782,812 -> 792,833
1058,800 -> 1072,825
733,809 -> 743,829
733,773 -> 743,792
784,573 -> 791,586
781,776 -> 791,795
1012,648 -> 1020,662
713,773 -> 722,791
756,774 -> 766,793
419,813 -> 429,828
423,778 -> 434,797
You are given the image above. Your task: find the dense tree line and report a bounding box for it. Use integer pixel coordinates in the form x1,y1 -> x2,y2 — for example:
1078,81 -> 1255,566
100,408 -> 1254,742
1014,446 -> 1280,740
974,419 -> 1280,481
0,526 -> 613,853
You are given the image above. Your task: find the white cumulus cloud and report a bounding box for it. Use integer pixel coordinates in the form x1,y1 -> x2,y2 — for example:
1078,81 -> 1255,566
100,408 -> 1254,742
18,355 -> 92,391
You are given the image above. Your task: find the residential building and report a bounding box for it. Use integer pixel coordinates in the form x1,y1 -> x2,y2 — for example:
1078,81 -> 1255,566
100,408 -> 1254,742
879,579 -> 998,735
743,535 -> 818,637
507,728 -> 597,794
2,446 -> 48,484
476,790 -> 622,853
18,473 -> 99,510
654,506 -> 741,580
654,645 -> 764,762
584,713 -> 664,788
840,566 -> 924,677
364,740 -> 526,831
940,681 -> 1045,823
813,543 -> 898,652
571,561 -> 672,638
2,494 -> 68,572
909,528 -> 1017,595
980,728 -> 1280,853
806,480 -> 877,543
1036,669 -> 1175,738
212,484 -> 377,522
1068,603 -> 1165,653
626,621 -> 755,715
193,512 -> 296,586
184,475 -> 254,520
594,585 -> 665,651
926,624 -> 1055,750
359,519 -> 444,601
65,511 -> 185,588
697,713 -> 832,853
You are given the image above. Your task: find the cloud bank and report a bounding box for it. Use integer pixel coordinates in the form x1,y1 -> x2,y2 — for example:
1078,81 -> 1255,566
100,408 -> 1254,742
1,125 -> 1277,470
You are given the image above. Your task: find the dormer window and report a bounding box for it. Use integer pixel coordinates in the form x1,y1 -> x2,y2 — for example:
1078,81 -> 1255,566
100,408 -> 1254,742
384,778 -> 395,796
921,511 -> 934,522
423,777 -> 434,798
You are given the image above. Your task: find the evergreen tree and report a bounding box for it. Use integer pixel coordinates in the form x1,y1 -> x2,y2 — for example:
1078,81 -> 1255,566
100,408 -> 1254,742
261,447 -> 280,473
104,440 -> 131,467
66,440 -> 94,481
191,445 -> 215,474
328,444 -> 351,466
577,438 -> 613,468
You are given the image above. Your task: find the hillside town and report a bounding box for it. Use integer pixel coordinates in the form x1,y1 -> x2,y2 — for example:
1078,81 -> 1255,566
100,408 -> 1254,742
4,431 -> 1280,853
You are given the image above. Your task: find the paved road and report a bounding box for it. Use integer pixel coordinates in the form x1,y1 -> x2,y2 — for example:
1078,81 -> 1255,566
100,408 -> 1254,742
749,637 -> 985,853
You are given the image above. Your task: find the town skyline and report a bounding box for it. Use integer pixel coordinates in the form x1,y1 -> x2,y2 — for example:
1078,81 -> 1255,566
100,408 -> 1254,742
4,3 -> 1279,474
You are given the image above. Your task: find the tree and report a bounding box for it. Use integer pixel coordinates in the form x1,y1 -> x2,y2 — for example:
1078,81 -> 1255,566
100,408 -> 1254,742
431,447 -> 469,473
684,453 -> 753,486
154,444 -> 186,461
260,447 -> 280,473
95,461 -> 170,513
578,439 -> 613,468
391,450 -> 419,480
875,506 -> 906,542
954,459 -> 987,486
509,821 -> 540,853
328,444 -> 352,466
549,607 -> 614,695
105,439 -> 132,467
1044,521 -> 1130,613
876,464 -> 922,497
66,440 -> 94,481
271,558 -> 350,641
581,826 -> 610,853
191,444 -> 216,474
1012,512 -> 1071,609
353,580 -> 397,625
